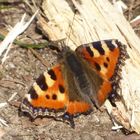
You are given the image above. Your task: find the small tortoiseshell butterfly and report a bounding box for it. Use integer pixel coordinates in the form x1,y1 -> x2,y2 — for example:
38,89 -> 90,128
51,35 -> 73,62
20,39 -> 128,127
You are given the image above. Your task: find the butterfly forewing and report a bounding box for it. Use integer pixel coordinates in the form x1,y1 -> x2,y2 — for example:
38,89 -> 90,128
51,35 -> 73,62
21,63 -> 92,118
21,65 -> 68,118
76,40 -> 122,80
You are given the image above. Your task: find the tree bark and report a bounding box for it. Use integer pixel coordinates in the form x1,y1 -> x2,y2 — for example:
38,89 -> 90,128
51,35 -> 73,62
34,0 -> 140,134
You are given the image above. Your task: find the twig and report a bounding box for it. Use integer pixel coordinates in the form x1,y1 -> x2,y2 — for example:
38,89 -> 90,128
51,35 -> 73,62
130,15 -> 140,27
0,118 -> 8,127
1,79 -> 26,87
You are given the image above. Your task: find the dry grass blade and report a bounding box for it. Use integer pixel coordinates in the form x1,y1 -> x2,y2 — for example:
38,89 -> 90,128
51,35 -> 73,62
0,10 -> 38,64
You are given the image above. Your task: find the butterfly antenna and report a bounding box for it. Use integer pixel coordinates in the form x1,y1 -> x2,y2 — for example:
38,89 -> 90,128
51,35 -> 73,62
66,10 -> 77,47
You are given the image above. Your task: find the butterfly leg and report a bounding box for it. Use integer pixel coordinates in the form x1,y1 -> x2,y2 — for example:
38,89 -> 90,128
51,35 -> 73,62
108,92 -> 117,107
108,91 -> 121,107
60,112 -> 75,128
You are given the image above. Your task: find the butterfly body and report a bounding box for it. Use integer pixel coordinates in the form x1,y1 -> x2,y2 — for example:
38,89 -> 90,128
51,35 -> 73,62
62,49 -> 104,108
20,39 -> 128,126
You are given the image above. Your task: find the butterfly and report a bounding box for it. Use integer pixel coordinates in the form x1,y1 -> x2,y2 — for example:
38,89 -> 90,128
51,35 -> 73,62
20,39 -> 127,127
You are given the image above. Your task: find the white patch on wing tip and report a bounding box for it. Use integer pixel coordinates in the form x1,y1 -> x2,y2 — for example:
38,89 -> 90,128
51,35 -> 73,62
112,40 -> 118,48
25,94 -> 32,102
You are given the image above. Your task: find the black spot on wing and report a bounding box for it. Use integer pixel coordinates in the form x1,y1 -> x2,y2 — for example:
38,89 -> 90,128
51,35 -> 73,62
103,62 -> 108,68
52,94 -> 57,100
86,47 -> 94,57
92,41 -> 105,55
48,69 -> 57,80
36,74 -> 48,91
59,85 -> 65,93
106,57 -> 110,62
105,40 -> 116,51
94,62 -> 101,71
46,94 -> 50,99
28,87 -> 38,99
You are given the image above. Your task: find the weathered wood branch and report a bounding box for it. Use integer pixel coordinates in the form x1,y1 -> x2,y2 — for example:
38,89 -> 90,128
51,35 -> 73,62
32,0 -> 140,134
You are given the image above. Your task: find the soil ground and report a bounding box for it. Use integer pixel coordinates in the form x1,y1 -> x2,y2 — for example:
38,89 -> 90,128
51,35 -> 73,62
0,1 -> 140,140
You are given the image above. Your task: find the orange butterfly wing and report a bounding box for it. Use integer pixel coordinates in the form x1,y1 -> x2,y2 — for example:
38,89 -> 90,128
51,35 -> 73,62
76,40 -> 126,80
21,64 -> 91,119
76,40 -> 127,105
